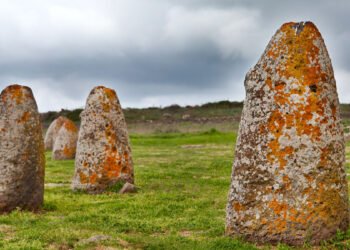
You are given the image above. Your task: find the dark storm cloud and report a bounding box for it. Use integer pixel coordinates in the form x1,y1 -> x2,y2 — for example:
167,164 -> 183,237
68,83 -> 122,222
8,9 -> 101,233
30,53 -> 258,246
0,0 -> 349,111
0,48 -> 246,87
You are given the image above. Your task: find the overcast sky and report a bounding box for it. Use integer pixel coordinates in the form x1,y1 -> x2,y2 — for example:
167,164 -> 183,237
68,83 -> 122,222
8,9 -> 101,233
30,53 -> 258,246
0,0 -> 349,111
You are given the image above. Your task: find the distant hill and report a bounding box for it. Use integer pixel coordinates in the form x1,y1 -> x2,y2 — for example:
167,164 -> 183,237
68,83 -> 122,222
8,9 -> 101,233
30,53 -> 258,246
41,101 -> 244,126
40,101 -> 350,134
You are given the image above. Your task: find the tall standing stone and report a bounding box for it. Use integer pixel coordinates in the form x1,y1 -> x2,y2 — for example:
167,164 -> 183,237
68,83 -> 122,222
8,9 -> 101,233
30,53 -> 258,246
52,118 -> 78,160
72,86 -> 133,193
44,116 -> 68,150
0,85 -> 45,213
226,22 -> 349,245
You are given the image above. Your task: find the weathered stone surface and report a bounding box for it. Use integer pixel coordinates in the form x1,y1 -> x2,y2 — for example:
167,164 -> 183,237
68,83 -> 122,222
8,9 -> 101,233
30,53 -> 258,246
52,118 -> 78,160
0,84 -> 45,213
72,86 -> 134,193
226,22 -> 349,245
44,116 -> 68,150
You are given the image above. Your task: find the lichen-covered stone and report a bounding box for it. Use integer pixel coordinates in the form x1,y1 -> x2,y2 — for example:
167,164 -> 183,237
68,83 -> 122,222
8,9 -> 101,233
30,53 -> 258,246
44,116 -> 68,150
72,86 -> 134,193
52,118 -> 78,160
226,22 -> 349,245
0,84 -> 45,213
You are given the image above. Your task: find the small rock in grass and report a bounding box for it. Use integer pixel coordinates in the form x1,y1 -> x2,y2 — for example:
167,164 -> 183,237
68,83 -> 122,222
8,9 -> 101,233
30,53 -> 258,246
119,182 -> 137,194
77,235 -> 111,245
182,114 -> 191,120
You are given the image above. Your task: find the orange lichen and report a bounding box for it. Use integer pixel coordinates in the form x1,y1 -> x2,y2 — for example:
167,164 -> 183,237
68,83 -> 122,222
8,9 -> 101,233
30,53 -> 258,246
268,199 -> 289,232
90,173 -> 97,184
63,145 -> 76,158
121,151 -> 131,174
95,87 -> 117,113
304,173 -> 344,224
269,199 -> 288,216
63,120 -> 78,132
2,85 -> 25,104
104,88 -> 117,100
102,101 -> 112,112
17,111 -> 30,123
233,202 -> 244,212
282,175 -> 291,190
103,153 -> 122,178
79,171 -> 88,184
84,122 -> 131,185
265,22 -> 331,171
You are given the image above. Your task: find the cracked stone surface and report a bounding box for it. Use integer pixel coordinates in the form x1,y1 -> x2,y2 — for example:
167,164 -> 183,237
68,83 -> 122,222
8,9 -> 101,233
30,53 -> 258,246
226,22 -> 349,246
72,86 -> 134,193
52,118 -> 78,160
0,84 -> 45,213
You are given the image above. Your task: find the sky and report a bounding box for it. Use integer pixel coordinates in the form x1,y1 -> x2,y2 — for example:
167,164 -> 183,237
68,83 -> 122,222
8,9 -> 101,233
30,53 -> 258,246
0,0 -> 349,112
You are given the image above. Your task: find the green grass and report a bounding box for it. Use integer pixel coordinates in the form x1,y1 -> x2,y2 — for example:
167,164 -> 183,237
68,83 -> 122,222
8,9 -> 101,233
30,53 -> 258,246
0,131 -> 350,249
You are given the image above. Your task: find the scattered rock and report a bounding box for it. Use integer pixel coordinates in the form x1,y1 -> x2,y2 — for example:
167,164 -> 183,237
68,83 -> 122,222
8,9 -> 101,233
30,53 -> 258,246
72,86 -> 134,194
182,114 -> 191,120
52,118 -> 78,160
162,113 -> 172,118
119,182 -> 137,194
226,22 -> 349,246
77,235 -> 111,245
117,238 -> 130,248
0,84 -> 45,213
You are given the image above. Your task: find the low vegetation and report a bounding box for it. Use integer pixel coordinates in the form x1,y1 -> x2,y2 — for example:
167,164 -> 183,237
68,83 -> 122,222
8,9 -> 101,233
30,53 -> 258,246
0,130 -> 349,249
41,101 -> 350,135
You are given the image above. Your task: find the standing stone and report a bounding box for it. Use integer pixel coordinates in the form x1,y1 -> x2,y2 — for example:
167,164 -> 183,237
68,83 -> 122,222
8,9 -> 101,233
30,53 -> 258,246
52,118 -> 78,160
72,86 -> 134,193
0,85 -> 45,213
226,22 -> 349,245
44,116 -> 68,150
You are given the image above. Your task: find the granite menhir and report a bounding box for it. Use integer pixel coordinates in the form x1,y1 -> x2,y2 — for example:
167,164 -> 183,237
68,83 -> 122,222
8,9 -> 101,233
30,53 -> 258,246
72,86 -> 134,193
226,22 -> 349,246
52,118 -> 78,160
44,116 -> 68,150
0,84 -> 45,213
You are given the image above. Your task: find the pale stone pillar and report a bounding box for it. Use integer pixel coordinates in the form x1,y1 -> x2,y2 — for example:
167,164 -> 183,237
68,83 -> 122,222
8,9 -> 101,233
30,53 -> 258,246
226,22 -> 349,245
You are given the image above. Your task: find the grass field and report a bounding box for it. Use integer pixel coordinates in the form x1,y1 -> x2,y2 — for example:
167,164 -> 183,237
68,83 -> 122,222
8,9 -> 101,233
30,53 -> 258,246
0,131 -> 350,249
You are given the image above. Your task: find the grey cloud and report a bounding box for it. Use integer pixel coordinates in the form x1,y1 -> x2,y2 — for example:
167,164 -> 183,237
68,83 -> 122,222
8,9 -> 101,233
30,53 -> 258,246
0,0 -> 349,111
